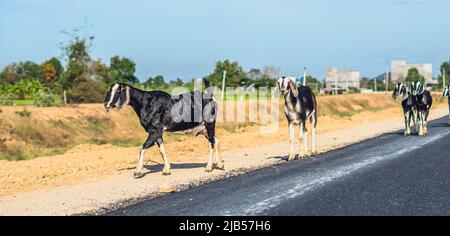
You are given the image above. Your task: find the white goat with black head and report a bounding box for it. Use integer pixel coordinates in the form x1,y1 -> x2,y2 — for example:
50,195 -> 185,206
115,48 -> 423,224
443,85 -> 450,125
411,81 -> 433,136
275,76 -> 318,161
392,82 -> 416,135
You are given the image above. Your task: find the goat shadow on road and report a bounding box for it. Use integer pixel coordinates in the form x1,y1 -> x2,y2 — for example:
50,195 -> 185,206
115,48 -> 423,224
116,162 -> 207,178
431,123 -> 450,128
140,163 -> 207,178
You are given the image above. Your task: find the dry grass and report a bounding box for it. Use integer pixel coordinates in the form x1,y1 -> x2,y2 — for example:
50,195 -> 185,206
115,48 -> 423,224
0,93 -> 446,161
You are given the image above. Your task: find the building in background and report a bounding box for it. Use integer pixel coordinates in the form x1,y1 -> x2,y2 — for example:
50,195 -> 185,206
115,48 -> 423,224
391,60 -> 436,85
325,67 -> 360,92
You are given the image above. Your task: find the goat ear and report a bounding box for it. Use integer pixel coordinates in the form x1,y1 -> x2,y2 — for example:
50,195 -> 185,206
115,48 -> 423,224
289,80 -> 298,97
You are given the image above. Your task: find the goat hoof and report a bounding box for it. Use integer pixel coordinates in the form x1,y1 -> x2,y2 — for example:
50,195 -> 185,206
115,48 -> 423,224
205,166 -> 213,173
215,162 -> 225,170
288,154 -> 295,162
162,167 -> 171,176
133,171 -> 144,179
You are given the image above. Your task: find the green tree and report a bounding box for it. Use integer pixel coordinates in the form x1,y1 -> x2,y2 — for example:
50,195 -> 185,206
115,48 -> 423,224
207,60 -> 248,88
109,56 -> 139,84
144,75 -> 169,90
169,78 -> 184,87
16,61 -> 44,81
437,61 -> 450,89
304,75 -> 322,94
405,68 -> 425,84
248,68 -> 262,79
45,57 -> 63,78
91,59 -> 112,86
66,79 -> 107,103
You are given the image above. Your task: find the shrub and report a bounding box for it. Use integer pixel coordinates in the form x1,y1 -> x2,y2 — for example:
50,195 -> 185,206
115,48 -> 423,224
34,90 -> 61,107
15,107 -> 31,117
0,95 -> 13,105
348,87 -> 360,94
67,80 -> 107,103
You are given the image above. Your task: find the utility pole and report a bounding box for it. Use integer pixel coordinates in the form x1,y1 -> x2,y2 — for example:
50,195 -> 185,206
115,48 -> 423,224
374,78 -> 377,93
443,68 -> 446,90
385,67 -> 389,93
303,67 -> 307,87
334,73 -> 338,95
221,70 -> 227,101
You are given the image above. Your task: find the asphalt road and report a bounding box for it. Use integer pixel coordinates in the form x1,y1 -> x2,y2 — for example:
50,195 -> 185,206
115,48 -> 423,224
108,116 -> 450,216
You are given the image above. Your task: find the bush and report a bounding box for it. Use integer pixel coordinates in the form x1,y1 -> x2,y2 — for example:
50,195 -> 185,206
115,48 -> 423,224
67,80 -> 107,103
34,90 -> 61,107
15,107 -> 31,117
348,87 -> 360,94
0,95 -> 13,105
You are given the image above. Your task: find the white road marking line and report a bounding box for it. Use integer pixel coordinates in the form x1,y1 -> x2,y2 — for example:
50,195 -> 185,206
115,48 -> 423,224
222,130 -> 450,215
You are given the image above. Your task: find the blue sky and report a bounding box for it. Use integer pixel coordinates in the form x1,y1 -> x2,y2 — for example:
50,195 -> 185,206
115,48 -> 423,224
1,0 -> 449,81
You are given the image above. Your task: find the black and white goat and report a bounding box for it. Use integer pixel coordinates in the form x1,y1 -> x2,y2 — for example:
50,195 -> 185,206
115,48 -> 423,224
411,81 -> 433,136
392,82 -> 417,135
444,85 -> 450,125
104,78 -> 223,178
275,76 -> 318,161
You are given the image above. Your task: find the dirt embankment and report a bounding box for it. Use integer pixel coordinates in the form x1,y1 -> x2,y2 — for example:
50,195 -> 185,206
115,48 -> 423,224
0,93 -> 447,201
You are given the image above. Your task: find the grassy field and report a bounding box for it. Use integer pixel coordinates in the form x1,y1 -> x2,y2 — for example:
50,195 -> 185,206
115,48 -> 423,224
0,93 -> 446,161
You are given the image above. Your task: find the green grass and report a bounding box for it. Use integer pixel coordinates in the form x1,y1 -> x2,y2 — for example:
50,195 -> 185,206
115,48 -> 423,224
13,100 -> 34,105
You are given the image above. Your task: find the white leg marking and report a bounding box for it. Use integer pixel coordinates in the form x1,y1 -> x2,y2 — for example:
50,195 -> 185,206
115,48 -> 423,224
299,123 -> 305,158
159,143 -> 171,175
134,149 -> 146,177
288,123 -> 295,161
312,126 -> 316,154
214,137 -> 224,169
304,129 -> 309,155
205,143 -> 214,172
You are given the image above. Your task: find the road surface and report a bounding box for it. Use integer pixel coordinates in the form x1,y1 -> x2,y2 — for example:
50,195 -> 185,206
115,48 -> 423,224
107,116 -> 450,216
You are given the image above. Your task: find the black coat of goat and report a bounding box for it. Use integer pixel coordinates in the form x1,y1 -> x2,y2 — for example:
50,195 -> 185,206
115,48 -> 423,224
275,76 -> 317,161
104,78 -> 222,177
392,82 -> 417,135
411,81 -> 433,136
444,85 -> 450,125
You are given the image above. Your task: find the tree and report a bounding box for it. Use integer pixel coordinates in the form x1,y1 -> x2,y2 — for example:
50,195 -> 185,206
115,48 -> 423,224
253,75 -> 276,88
405,68 -> 425,84
438,61 -> 450,89
67,79 -> 107,103
304,75 -> 322,94
90,59 -> 112,86
169,78 -> 184,87
262,65 -> 282,79
16,61 -> 44,82
45,57 -> 63,77
43,63 -> 57,83
144,75 -> 169,90
109,56 -> 139,84
207,60 -> 248,88
66,39 -> 91,63
0,63 -> 20,84
248,68 -> 262,79
360,77 -> 370,89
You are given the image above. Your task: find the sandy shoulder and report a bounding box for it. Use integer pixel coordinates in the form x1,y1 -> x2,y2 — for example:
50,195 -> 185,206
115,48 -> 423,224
0,106 -> 447,216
